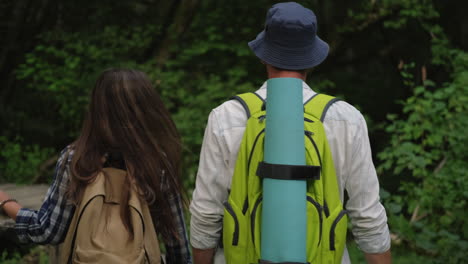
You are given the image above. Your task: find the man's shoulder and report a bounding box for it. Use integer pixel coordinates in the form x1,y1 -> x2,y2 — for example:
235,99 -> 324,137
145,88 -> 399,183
209,98 -> 248,130
214,97 -> 245,112
210,93 -> 366,127
323,99 -> 365,126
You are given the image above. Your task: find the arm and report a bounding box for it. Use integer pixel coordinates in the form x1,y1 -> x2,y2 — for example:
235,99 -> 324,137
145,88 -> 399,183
344,114 -> 391,262
190,110 -> 227,264
192,248 -> 216,264
365,250 -> 392,264
160,194 -> 192,264
12,146 -> 75,244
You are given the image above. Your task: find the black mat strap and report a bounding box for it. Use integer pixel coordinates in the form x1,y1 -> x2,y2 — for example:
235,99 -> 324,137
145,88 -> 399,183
256,162 -> 320,181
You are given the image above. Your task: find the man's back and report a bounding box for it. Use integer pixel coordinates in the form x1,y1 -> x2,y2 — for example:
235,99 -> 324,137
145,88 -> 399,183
190,81 -> 390,263
191,3 -> 391,263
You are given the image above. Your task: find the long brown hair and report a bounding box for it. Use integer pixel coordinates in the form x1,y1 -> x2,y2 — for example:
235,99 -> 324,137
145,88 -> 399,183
69,68 -> 184,241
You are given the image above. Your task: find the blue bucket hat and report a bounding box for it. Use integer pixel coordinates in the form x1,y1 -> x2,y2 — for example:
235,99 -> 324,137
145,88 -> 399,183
248,2 -> 329,70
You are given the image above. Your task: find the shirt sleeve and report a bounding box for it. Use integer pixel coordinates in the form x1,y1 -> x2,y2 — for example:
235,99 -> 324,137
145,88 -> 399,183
15,146 -> 76,245
190,110 -> 226,249
345,114 -> 391,253
160,193 -> 192,264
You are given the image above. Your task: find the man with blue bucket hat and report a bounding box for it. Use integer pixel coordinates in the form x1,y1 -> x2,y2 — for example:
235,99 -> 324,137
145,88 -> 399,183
248,1 -> 329,70
190,2 -> 392,264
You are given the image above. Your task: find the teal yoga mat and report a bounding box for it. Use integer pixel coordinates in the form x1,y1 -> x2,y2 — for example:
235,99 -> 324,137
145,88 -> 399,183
261,78 -> 307,263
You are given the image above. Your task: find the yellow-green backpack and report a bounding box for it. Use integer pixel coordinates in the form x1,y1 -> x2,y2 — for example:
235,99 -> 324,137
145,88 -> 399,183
223,92 -> 348,264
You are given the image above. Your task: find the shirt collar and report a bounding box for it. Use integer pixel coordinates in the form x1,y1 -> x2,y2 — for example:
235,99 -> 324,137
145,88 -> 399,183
256,80 -> 317,101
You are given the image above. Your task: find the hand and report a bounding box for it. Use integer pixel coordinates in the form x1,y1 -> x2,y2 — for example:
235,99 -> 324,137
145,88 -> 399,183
0,191 -> 21,220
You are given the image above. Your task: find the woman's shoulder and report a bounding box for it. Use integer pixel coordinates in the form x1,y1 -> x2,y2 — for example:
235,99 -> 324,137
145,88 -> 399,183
57,144 -> 75,168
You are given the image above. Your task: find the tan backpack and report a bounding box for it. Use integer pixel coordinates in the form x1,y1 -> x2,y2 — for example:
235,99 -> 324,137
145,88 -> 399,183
59,167 -> 161,264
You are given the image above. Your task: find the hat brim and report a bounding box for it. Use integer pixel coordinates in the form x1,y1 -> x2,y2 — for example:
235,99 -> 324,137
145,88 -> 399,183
248,31 -> 329,70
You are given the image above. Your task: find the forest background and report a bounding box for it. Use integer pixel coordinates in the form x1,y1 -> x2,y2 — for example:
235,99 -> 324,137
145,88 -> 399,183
0,0 -> 467,263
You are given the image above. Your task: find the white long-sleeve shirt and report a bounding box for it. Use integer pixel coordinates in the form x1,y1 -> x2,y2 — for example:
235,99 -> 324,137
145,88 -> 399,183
190,81 -> 391,263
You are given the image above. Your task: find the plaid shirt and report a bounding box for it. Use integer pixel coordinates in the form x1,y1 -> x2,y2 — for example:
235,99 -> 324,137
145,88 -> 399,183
15,146 -> 192,264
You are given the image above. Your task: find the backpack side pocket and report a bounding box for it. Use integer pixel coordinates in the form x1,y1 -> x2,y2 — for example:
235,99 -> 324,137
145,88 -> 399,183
322,205 -> 348,263
306,194 -> 323,263
223,199 -> 249,264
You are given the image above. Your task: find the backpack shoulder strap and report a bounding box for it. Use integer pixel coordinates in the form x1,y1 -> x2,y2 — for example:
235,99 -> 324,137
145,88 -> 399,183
230,92 -> 265,119
304,94 -> 341,122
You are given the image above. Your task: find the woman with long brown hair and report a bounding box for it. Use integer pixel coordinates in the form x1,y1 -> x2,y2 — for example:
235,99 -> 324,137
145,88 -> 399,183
0,69 -> 192,263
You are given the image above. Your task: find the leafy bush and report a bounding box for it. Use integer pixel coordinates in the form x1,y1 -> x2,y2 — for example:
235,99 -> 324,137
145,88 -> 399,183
0,246 -> 49,264
16,26 -> 160,136
0,251 -> 21,264
348,242 -> 436,264
342,0 -> 468,261
0,137 -> 53,184
378,50 -> 468,263
13,23 -> 259,189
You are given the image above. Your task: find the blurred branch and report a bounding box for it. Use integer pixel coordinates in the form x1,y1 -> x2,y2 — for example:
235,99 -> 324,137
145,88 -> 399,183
433,156 -> 447,174
390,233 -> 402,245
155,0 -> 200,67
421,66 -> 427,82
33,154 -> 58,183
409,156 -> 447,224
410,205 -> 427,223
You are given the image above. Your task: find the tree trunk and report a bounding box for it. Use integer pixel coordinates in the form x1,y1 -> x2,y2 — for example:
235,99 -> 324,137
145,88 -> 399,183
150,0 -> 200,67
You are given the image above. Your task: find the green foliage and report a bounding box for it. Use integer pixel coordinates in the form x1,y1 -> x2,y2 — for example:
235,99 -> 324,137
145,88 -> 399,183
0,136 -> 53,184
344,1 -> 468,261
29,246 -> 49,264
378,42 -> 468,264
11,1 -> 273,188
0,251 -> 21,264
16,26 -> 160,136
0,246 -> 49,264
348,242 -> 436,264
344,0 -> 439,31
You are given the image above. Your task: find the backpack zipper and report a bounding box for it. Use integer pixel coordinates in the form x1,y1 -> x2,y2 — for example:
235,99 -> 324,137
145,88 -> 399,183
307,195 -> 323,246
247,129 -> 265,172
223,201 -> 239,246
250,196 -> 263,247
329,210 -> 347,250
305,130 -> 322,168
323,200 -> 330,217
242,197 -> 249,215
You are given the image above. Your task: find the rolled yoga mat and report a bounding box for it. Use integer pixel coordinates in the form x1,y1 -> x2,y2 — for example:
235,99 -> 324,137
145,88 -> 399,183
261,77 -> 307,263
